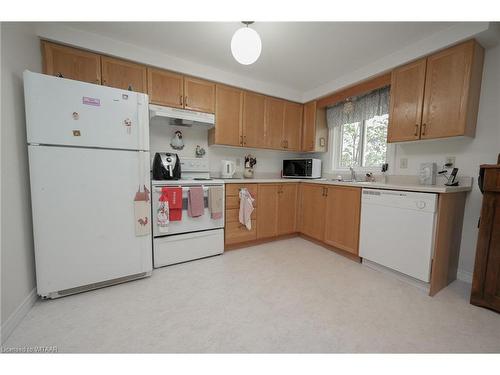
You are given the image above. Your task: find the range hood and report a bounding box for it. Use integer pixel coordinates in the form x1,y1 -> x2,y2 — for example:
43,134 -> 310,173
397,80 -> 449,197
149,104 -> 215,128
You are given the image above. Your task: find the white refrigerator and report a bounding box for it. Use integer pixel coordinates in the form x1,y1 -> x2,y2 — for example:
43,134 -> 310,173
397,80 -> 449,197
24,71 -> 153,299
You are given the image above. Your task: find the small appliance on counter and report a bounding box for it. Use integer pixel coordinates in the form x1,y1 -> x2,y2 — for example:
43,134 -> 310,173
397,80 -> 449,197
153,152 -> 181,180
221,160 -> 236,178
282,158 -> 322,179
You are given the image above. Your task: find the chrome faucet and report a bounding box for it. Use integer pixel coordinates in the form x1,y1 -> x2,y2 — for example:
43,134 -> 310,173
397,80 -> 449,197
349,167 -> 357,182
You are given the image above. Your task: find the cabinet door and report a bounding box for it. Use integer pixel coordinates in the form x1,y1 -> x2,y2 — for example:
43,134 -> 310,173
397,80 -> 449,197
421,41 -> 474,139
101,56 -> 147,93
147,68 -> 183,108
184,77 -> 215,113
242,91 -> 266,148
257,185 -> 279,239
483,196 -> 500,310
264,97 -> 285,149
277,184 -> 298,235
42,41 -> 101,84
387,58 -> 427,142
299,184 -> 326,241
212,85 -> 243,146
324,187 -> 361,254
302,101 -> 317,151
283,102 -> 303,151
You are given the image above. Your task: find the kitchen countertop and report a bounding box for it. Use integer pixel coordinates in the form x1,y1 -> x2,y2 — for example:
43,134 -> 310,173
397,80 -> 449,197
220,177 -> 473,194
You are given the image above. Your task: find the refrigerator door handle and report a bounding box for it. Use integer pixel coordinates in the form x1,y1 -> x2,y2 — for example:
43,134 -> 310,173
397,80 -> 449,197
137,94 -> 149,151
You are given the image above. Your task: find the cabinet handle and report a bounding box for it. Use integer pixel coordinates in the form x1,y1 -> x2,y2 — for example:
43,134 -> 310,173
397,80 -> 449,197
422,123 -> 427,136
127,84 -> 134,91
240,135 -> 243,146
414,124 -> 419,136
185,96 -> 188,106
180,95 -> 183,106
243,136 -> 247,145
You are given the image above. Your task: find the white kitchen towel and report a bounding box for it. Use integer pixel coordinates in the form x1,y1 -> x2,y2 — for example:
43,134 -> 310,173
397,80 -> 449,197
239,188 -> 255,230
157,200 -> 169,233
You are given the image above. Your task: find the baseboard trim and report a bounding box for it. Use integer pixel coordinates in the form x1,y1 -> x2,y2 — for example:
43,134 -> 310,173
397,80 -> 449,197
457,269 -> 473,284
1,288 -> 38,344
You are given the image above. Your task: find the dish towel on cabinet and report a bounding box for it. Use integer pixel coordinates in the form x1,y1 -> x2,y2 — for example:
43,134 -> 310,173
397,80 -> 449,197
208,186 -> 224,220
239,188 -> 255,230
188,186 -> 205,217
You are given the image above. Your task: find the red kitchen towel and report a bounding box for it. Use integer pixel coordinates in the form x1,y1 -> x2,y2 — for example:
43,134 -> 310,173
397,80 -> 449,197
160,187 -> 182,221
187,186 -> 205,217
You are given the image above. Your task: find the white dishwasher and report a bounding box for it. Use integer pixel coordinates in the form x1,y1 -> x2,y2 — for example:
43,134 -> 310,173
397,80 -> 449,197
359,189 -> 437,282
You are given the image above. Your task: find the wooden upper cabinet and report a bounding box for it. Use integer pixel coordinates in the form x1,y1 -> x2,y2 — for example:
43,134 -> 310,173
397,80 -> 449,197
387,58 -> 427,142
283,102 -> 303,151
42,41 -> 101,84
277,184 -> 298,235
211,85 -> 243,147
184,77 -> 215,113
147,68 -> 183,108
421,40 -> 484,139
242,91 -> 266,148
264,97 -> 286,149
323,186 -> 361,255
101,56 -> 147,93
299,184 -> 326,241
302,101 -> 328,152
302,101 -> 317,151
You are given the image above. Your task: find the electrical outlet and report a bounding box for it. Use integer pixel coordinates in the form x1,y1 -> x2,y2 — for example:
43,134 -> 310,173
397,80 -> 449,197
445,156 -> 456,168
400,158 -> 408,169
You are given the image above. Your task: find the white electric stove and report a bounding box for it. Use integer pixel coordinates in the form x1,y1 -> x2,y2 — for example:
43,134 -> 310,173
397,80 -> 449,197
151,158 -> 225,267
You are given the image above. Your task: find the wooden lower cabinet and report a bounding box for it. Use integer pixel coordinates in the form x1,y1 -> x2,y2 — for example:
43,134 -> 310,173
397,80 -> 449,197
323,186 -> 361,255
224,184 -> 257,246
256,183 -> 298,240
257,185 -> 279,239
471,164 -> 500,312
298,184 -> 327,241
277,184 -> 298,235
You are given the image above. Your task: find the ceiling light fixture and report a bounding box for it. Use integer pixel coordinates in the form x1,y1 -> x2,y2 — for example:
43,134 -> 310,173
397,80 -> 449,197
231,21 -> 262,65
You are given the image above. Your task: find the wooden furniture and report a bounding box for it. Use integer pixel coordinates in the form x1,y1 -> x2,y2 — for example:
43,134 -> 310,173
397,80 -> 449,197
183,76 -> 216,113
298,184 -> 327,241
242,91 -> 266,148
101,56 -> 147,93
471,163 -> 500,312
42,41 -> 101,84
147,68 -> 184,108
264,97 -> 286,149
388,40 -> 485,142
224,184 -> 257,245
323,186 -> 361,255
147,68 -> 215,113
283,102 -> 303,151
302,101 -> 328,152
256,183 -> 298,239
209,85 -> 243,146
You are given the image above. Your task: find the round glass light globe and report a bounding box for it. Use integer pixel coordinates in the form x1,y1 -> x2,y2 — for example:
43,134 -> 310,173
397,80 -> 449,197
231,27 -> 262,65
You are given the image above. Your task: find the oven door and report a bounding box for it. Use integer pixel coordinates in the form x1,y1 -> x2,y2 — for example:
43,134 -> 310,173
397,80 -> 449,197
152,184 -> 225,237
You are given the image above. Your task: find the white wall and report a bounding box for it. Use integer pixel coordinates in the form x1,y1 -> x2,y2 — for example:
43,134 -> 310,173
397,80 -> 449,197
1,23 -> 41,340
150,119 -> 301,178
393,44 -> 500,276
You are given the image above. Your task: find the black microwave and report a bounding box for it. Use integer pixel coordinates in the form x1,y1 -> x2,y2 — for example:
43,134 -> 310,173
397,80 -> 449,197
282,159 -> 322,179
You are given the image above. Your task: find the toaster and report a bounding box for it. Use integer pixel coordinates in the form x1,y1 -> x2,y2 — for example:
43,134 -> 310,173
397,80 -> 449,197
152,153 -> 181,180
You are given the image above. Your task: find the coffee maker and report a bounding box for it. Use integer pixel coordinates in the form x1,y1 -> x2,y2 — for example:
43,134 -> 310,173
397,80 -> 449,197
152,153 -> 181,180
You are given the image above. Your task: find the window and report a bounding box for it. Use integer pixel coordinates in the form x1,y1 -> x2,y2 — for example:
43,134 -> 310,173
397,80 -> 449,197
327,87 -> 391,171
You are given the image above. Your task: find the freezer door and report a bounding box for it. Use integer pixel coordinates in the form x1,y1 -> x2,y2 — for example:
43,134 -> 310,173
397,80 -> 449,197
24,71 -> 149,151
28,145 -> 152,297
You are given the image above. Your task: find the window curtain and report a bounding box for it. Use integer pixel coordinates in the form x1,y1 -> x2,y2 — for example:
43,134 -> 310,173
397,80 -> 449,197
326,86 -> 390,128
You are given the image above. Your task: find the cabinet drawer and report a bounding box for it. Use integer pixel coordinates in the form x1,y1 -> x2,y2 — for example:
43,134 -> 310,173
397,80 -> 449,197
225,220 -> 257,244
225,195 -> 258,209
226,208 -> 257,223
225,184 -> 258,197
